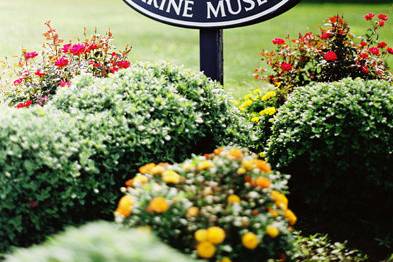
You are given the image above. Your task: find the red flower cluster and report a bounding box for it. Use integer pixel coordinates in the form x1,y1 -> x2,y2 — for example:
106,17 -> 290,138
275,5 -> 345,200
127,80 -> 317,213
364,12 -> 389,27
272,38 -> 285,45
15,100 -> 32,109
24,51 -> 38,60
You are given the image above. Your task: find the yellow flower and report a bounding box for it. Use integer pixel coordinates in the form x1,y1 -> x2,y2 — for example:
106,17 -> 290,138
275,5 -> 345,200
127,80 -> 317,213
255,177 -> 272,189
139,163 -> 156,174
268,208 -> 279,218
259,107 -> 277,116
271,191 -> 288,210
207,227 -> 226,244
259,152 -> 266,158
197,160 -> 214,171
261,91 -> 277,101
240,99 -> 253,110
220,257 -> 232,262
214,147 -> 224,155
162,170 -> 181,184
132,174 -> 149,186
228,148 -> 243,160
115,195 -> 133,217
242,232 -> 260,250
253,88 -> 262,94
251,116 -> 260,123
243,94 -> 253,100
187,207 -> 199,218
241,160 -> 255,171
285,209 -> 297,225
195,229 -> 208,242
148,197 -> 169,213
266,225 -> 280,238
227,194 -> 241,205
151,165 -> 166,176
237,167 -> 246,175
196,241 -> 216,259
255,160 -> 272,173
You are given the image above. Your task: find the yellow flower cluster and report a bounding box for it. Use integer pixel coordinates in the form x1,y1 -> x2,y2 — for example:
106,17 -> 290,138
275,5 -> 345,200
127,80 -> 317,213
261,90 -> 277,101
195,227 -> 226,258
259,106 -> 277,116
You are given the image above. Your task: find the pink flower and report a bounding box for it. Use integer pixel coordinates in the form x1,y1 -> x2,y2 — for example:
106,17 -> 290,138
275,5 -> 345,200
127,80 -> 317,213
59,80 -> 71,87
320,32 -> 331,40
62,44 -> 72,53
369,47 -> 380,56
55,56 -> 69,68
272,38 -> 285,45
34,70 -> 45,78
24,51 -> 38,60
116,60 -> 131,69
280,62 -> 292,72
387,48 -> 393,55
15,100 -> 32,109
70,43 -> 86,56
324,51 -> 337,62
377,42 -> 387,48
364,13 -> 375,21
13,78 -> 24,86
378,14 -> 388,21
378,20 -> 385,27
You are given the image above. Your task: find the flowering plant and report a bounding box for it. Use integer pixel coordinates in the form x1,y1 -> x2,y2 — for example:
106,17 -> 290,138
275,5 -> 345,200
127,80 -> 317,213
6,21 -> 131,107
115,147 -> 296,261
255,13 -> 393,98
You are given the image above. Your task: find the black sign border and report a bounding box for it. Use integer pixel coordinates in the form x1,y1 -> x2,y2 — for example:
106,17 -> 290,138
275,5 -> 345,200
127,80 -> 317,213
123,0 -> 301,29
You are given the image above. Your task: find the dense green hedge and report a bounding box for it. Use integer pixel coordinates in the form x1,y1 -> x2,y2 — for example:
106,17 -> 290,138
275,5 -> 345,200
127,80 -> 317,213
4,222 -> 195,262
0,63 -> 250,253
267,78 -> 393,258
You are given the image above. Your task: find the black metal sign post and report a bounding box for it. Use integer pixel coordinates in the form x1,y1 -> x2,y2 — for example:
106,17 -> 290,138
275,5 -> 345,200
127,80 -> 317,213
200,29 -> 223,84
122,0 -> 300,85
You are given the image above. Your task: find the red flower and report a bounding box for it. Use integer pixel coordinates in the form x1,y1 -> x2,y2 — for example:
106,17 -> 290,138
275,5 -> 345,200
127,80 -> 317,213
70,43 -> 86,56
360,41 -> 368,47
116,60 -> 131,69
386,47 -> 393,55
62,44 -> 72,53
13,78 -> 24,86
24,51 -> 38,60
379,20 -> 385,27
59,80 -> 71,87
272,38 -> 286,45
369,47 -> 380,56
86,43 -> 98,52
110,66 -> 119,73
55,56 -> 69,68
364,13 -> 375,21
359,53 -> 369,59
34,70 -> 45,78
280,62 -> 292,72
378,14 -> 388,21
324,51 -> 337,62
15,100 -> 32,109
320,32 -> 331,40
378,42 -> 387,48
361,66 -> 369,74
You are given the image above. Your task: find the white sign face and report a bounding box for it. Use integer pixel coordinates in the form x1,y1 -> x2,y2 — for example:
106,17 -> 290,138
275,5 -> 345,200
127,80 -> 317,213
123,0 -> 299,29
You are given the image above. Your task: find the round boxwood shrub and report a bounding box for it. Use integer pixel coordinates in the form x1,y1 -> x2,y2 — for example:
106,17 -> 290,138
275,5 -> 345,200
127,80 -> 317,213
0,63 -> 251,252
116,146 -> 297,261
266,78 -> 393,258
4,222 -> 195,262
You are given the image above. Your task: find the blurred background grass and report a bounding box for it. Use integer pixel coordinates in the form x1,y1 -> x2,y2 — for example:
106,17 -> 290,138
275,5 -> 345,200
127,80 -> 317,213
0,0 -> 392,96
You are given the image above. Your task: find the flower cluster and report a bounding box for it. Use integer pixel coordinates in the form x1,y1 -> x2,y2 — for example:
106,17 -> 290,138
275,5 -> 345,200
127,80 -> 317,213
7,21 -> 131,107
255,14 -> 392,97
235,89 -> 280,153
115,147 -> 296,261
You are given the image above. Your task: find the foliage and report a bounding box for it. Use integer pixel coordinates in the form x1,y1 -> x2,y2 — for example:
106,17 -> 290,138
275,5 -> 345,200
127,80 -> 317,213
266,78 -> 393,258
4,21 -> 131,107
0,62 -> 249,253
116,146 -> 296,261
255,13 -> 393,99
4,222 -> 195,262
292,233 -> 367,262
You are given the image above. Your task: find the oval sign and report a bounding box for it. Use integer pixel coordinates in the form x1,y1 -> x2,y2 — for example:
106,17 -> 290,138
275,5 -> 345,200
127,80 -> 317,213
123,0 -> 299,29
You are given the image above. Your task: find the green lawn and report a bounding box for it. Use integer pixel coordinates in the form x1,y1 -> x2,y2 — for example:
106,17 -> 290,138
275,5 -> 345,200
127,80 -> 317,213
0,0 -> 392,96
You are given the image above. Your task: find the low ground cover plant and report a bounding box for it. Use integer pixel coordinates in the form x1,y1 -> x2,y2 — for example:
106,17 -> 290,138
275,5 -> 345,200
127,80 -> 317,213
0,63 -> 250,253
4,222 -> 195,262
4,22 -> 131,107
267,78 -> 393,259
116,146 -> 297,261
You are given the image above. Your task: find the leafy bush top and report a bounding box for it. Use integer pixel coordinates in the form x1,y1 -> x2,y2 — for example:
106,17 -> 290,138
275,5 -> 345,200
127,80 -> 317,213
4,222 -> 195,262
116,147 -> 296,261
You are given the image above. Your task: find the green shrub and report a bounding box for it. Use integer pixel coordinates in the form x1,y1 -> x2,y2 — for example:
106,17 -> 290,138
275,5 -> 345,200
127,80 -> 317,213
116,146 -> 296,261
292,233 -> 367,262
0,62 -> 250,252
4,222 -> 195,262
266,78 -> 393,258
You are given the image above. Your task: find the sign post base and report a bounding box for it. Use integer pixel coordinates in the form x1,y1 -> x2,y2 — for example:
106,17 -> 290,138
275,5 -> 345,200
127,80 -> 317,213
200,29 -> 223,85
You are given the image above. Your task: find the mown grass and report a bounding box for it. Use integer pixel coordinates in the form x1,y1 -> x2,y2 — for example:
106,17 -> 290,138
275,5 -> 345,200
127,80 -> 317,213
0,0 -> 392,97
